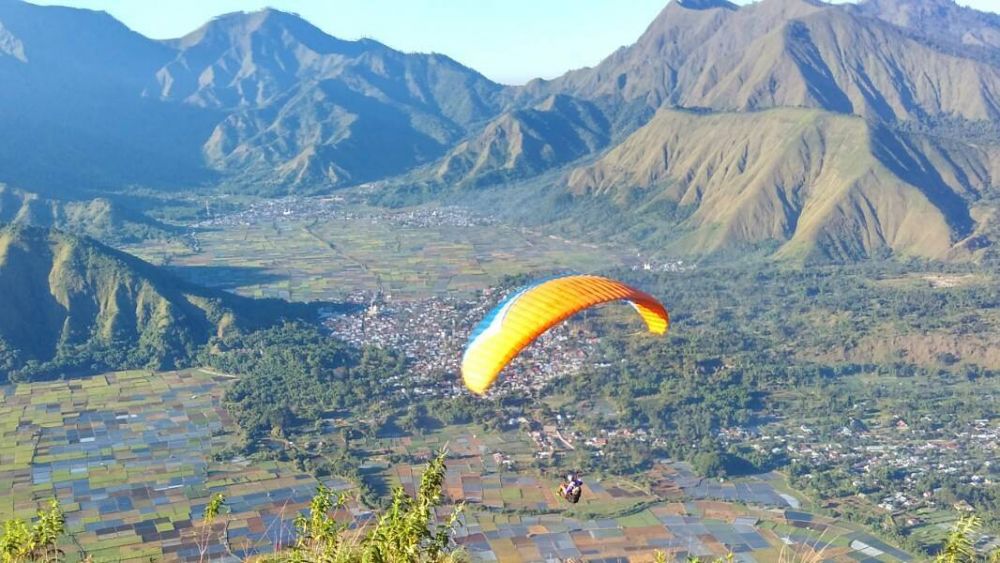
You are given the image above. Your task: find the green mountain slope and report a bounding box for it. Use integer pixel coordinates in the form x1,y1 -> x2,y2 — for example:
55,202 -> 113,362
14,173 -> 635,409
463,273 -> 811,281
0,225 -> 299,380
424,94 -> 610,188
0,184 -> 176,243
564,108 -> 1000,261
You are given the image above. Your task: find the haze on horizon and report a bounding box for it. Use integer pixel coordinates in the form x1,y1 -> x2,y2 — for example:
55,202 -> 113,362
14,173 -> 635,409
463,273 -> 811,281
27,0 -> 1000,85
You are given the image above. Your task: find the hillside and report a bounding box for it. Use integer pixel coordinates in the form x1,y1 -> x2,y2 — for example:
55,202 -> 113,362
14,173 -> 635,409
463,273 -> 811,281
518,0 -> 1000,126
0,185 -> 176,243
166,9 -> 507,188
425,94 -> 610,187
0,0 -> 216,192
2,0 -> 1000,261
853,0 -> 1000,56
0,2 -> 507,192
0,225 -> 301,380
563,108 -> 1000,262
411,0 -> 1000,261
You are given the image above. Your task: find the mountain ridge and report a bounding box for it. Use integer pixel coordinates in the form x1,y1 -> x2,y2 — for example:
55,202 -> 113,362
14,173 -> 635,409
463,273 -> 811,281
425,94 -> 611,188
516,0 -> 1000,126
0,2 -> 508,192
562,107 -> 999,262
2,0 -> 1000,262
0,184 -> 177,243
0,224 -> 307,380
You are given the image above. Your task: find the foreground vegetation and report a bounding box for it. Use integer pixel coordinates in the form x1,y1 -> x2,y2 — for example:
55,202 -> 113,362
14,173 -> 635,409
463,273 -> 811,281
0,501 -> 64,563
4,487 -> 997,562
0,454 -> 464,563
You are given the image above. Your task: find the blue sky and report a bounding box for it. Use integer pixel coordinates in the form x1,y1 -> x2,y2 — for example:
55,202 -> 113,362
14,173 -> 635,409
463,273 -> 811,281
29,0 -> 1000,85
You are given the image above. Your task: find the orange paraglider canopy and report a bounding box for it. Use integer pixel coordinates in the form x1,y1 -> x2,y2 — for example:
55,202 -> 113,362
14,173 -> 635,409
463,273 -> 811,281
461,274 -> 668,394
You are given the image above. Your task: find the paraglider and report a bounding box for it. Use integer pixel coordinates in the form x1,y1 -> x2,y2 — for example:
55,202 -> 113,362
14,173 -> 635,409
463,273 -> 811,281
461,274 -> 669,395
559,472 -> 584,504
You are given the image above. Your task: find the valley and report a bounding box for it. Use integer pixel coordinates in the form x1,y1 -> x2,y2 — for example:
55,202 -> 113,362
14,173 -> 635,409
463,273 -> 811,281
121,197 -> 629,302
110,200 -> 1000,559
2,190 -> 997,560
2,0 -> 1000,560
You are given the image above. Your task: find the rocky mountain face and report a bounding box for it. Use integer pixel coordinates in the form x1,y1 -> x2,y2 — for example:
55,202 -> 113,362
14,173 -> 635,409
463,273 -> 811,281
517,0 -> 1000,124
482,0 -> 1000,262
853,0 -> 1000,55
156,9 -> 506,187
428,94 -> 610,187
0,0 -> 214,192
0,1 -> 505,192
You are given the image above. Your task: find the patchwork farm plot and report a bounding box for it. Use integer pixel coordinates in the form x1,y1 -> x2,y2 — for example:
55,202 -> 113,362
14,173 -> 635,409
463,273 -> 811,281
123,202 -> 625,302
0,370 -> 361,562
361,427 -> 914,562
0,373 -> 916,562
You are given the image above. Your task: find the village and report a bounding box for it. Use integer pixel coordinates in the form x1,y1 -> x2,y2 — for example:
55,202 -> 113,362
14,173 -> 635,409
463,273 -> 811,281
193,195 -> 498,230
717,414 -> 999,535
321,286 -> 596,400
321,284 -> 999,554
324,286 -> 1000,483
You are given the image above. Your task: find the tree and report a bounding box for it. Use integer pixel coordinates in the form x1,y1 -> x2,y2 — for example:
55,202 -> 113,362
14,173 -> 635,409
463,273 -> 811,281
691,451 -> 728,478
255,450 -> 465,563
0,499 -> 65,563
935,515 -> 1000,563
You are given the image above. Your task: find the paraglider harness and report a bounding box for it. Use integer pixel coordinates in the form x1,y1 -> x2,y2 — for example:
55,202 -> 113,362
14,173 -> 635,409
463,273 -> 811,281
558,473 -> 584,504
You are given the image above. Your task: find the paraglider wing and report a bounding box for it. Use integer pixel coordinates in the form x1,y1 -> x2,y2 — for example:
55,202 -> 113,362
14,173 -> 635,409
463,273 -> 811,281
461,275 -> 669,394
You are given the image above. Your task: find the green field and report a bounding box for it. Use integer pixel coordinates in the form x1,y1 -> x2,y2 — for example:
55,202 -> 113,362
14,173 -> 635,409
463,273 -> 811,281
123,203 -> 626,302
348,424 -> 914,562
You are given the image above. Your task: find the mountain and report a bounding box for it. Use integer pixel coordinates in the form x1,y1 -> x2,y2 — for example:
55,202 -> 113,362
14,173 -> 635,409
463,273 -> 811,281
563,107 -> 999,262
458,0 -> 1000,262
853,0 -> 1000,56
0,0 -> 218,193
0,225 -> 301,380
425,94 -> 610,187
2,0 -> 1000,262
0,2 -> 506,193
517,0 -> 1000,126
159,9 -> 507,188
0,184 -> 177,243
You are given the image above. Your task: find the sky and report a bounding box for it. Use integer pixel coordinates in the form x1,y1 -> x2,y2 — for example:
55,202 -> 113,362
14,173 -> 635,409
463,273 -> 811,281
28,0 -> 1000,85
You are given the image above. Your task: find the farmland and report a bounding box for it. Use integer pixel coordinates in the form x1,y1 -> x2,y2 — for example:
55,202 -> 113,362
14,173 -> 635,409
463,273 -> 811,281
0,370 -> 363,562
123,199 -> 627,302
354,425 -> 915,562
1,370 -> 918,562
